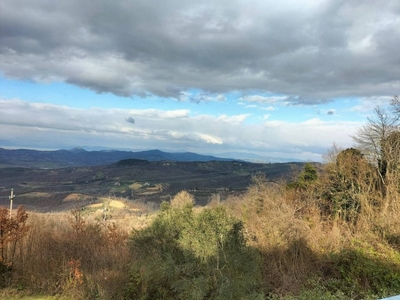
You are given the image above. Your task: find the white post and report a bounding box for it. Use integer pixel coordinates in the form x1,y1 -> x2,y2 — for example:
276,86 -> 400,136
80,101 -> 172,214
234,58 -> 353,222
9,188 -> 15,219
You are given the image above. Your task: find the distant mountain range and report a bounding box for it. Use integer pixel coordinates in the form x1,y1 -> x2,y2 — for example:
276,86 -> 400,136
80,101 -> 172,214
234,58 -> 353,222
0,148 -> 235,168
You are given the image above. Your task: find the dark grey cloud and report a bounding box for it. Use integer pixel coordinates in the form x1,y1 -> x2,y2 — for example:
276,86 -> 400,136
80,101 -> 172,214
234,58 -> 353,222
1,0 -> 400,103
126,117 -> 135,124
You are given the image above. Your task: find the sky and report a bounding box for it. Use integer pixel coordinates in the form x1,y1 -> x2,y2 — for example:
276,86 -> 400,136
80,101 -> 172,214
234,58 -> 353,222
1,0 -> 399,162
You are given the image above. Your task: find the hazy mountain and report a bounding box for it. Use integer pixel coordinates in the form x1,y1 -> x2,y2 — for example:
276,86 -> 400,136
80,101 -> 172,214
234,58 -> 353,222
219,151 -> 304,163
0,148 -> 235,168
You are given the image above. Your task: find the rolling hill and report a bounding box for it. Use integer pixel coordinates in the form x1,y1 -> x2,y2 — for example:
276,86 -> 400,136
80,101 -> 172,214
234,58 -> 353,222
0,148 -> 234,168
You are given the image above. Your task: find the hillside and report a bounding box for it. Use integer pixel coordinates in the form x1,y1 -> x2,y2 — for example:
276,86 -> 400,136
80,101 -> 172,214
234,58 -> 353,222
0,159 -> 303,211
0,148 -> 234,168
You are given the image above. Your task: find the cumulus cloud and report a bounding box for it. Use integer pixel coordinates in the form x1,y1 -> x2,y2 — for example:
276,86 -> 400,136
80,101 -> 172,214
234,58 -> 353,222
0,99 -> 360,161
1,0 -> 399,103
349,96 -> 394,113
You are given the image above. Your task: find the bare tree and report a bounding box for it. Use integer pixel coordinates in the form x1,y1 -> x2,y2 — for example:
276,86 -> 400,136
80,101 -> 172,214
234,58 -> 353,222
390,95 -> 400,117
323,143 -> 343,164
352,98 -> 400,201
352,105 -> 398,169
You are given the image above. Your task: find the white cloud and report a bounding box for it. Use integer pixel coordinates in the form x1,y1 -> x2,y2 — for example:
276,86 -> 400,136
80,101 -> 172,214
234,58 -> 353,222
262,106 -> 275,111
216,94 -> 226,102
349,96 -> 393,113
240,95 -> 288,104
217,114 -> 250,124
197,133 -> 223,144
0,99 -> 361,161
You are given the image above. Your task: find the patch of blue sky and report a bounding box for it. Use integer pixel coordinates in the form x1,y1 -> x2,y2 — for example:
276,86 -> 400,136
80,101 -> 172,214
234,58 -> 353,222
235,100 -> 305,123
0,74 -> 128,109
0,75 -> 168,110
237,94 -> 369,124
174,89 -> 244,117
0,75 -> 369,125
0,76 -> 237,117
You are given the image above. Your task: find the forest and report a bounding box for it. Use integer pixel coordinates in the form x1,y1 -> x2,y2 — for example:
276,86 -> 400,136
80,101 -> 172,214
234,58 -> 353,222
0,97 -> 400,299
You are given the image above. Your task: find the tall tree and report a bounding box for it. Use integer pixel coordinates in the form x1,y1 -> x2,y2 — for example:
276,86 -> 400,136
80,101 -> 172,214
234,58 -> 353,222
352,103 -> 399,182
352,97 -> 400,207
390,95 -> 400,116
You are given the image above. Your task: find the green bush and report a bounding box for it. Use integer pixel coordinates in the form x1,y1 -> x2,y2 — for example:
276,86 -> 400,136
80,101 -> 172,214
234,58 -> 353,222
127,200 -> 264,299
321,242 -> 400,299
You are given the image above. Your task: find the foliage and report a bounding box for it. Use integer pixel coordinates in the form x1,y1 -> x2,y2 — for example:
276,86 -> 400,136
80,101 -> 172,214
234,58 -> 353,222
170,190 -> 195,209
0,206 -> 29,287
319,148 -> 379,224
352,101 -> 400,200
299,163 -> 318,183
287,163 -> 318,190
327,241 -> 400,299
128,193 -> 264,299
7,211 -> 131,299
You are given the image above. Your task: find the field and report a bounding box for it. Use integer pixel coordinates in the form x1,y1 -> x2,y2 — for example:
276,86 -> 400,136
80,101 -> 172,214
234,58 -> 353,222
2,157 -> 399,299
0,160 -> 302,211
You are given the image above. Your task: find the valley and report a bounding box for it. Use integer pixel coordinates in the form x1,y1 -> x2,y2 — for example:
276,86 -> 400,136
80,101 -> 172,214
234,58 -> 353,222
0,158 -> 302,213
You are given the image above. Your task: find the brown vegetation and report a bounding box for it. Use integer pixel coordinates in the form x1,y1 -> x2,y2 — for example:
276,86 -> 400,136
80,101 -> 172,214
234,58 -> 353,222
0,150 -> 400,299
0,100 -> 399,299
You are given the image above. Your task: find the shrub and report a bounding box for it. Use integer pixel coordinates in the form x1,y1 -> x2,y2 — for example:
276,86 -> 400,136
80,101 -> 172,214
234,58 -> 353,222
330,242 -> 400,298
128,195 -> 264,299
11,210 -> 130,299
0,205 -> 29,287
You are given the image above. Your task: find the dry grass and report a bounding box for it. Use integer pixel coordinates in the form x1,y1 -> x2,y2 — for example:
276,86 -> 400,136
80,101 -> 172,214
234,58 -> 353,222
62,193 -> 92,202
226,178 -> 322,294
108,200 -> 125,208
170,190 -> 194,208
129,182 -> 142,190
226,171 -> 400,297
9,210 -> 131,299
18,192 -> 53,198
0,288 -> 69,299
2,159 -> 400,299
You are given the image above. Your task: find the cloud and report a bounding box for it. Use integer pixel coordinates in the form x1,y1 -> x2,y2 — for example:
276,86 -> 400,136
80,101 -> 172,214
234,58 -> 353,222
240,95 -> 287,104
126,117 -> 135,124
1,0 -> 399,103
180,91 -> 227,103
349,96 -> 394,113
326,109 -> 335,115
217,114 -> 250,124
262,106 -> 275,111
0,99 -> 361,161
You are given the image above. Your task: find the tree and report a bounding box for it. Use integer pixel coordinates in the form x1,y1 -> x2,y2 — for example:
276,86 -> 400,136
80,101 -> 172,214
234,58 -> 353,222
352,97 -> 400,212
380,131 -> 400,178
390,95 -> 400,116
287,163 -> 318,190
353,106 -> 397,163
128,194 -> 264,299
0,206 -> 29,265
299,163 -> 318,183
321,148 -> 377,223
352,103 -> 399,189
0,206 -> 29,287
